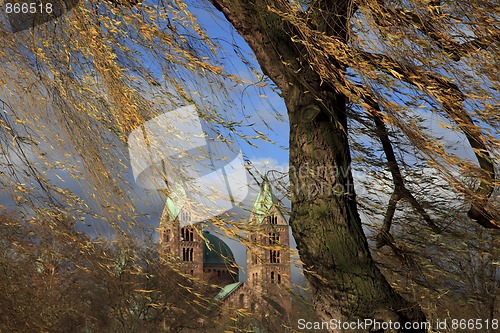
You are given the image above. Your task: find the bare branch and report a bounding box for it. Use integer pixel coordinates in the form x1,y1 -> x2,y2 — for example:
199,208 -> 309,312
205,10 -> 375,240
361,94 -> 442,242
355,52 -> 497,228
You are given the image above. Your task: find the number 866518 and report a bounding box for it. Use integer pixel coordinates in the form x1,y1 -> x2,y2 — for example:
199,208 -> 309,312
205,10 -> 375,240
4,2 -> 53,14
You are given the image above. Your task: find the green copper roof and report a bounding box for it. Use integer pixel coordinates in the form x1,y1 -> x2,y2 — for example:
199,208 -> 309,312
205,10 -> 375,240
164,184 -> 186,221
202,230 -> 236,265
252,179 -> 281,224
165,197 -> 181,221
215,282 -> 243,301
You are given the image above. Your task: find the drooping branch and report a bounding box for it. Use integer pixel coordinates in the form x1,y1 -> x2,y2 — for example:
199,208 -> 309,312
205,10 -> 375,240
361,95 -> 442,246
354,52 -> 497,228
274,13 -> 498,227
367,0 -> 499,61
210,1 -> 430,325
0,99 -> 62,208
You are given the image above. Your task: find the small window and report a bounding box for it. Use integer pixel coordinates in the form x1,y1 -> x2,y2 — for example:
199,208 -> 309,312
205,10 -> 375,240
252,273 -> 255,285
239,294 -> 245,307
277,273 -> 282,284
270,250 -> 280,263
268,215 -> 278,224
269,232 -> 279,245
182,248 -> 193,261
252,253 -> 258,264
271,271 -> 275,283
181,210 -> 191,222
181,227 -> 194,241
251,302 -> 256,311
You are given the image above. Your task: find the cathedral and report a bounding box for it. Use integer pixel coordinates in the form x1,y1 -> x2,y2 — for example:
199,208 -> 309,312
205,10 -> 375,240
158,179 -> 292,315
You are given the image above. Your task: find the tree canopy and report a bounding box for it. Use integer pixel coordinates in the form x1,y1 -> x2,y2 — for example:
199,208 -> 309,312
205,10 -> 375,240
0,0 -> 498,330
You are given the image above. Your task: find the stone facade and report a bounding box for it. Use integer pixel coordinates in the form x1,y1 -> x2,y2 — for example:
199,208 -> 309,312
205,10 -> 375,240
246,207 -> 292,313
159,179 -> 291,315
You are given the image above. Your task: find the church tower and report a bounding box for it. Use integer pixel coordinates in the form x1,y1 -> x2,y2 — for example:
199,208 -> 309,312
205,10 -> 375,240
159,199 -> 203,278
246,179 -> 291,314
159,198 -> 239,286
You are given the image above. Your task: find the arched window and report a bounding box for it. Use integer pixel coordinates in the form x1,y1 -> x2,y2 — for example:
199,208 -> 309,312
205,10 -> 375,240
251,302 -> 256,311
269,232 -> 279,245
252,253 -> 258,264
271,271 -> 275,283
181,210 -> 191,222
239,293 -> 245,307
268,215 -> 278,224
181,227 -> 194,241
270,250 -> 280,263
182,248 -> 193,261
277,273 -> 282,284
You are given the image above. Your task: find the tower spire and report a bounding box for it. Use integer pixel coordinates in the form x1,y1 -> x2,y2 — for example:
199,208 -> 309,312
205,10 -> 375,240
247,178 -> 291,314
251,177 -> 283,225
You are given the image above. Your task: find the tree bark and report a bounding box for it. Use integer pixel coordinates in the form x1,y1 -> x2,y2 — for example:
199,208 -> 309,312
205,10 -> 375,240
210,0 -> 426,329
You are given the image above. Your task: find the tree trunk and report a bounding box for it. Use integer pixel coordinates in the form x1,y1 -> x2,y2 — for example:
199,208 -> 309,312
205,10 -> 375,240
210,0 -> 426,330
287,88 -> 425,331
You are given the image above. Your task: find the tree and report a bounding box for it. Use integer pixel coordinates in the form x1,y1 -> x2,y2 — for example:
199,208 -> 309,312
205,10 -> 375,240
208,0 -> 498,327
1,0 -> 498,330
373,204 -> 499,330
0,210 -> 216,332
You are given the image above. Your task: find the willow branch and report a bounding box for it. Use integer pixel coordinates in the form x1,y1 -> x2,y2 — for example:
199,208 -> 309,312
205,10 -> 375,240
362,95 -> 442,245
368,0 -> 499,61
353,52 -> 497,228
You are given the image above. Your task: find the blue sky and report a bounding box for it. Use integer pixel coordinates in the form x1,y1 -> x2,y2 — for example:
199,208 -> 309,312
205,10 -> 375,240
0,0 -> 484,233
1,0 -> 496,287
0,1 -> 298,285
